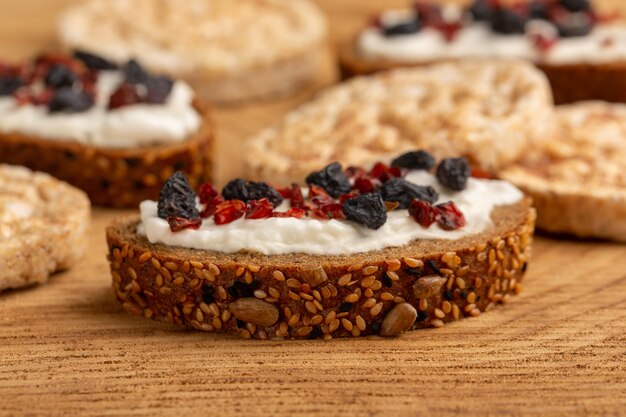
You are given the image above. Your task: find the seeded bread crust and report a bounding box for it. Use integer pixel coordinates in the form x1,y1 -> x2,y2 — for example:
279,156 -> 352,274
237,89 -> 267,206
0,165 -> 90,292
0,102 -> 213,208
339,39 -> 626,105
106,198 -> 535,340
59,0 -> 328,104
244,61 -> 556,184
500,101 -> 626,241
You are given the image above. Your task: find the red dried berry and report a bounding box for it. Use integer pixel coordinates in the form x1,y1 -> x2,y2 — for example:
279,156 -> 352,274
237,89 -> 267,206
167,216 -> 202,232
273,207 -> 306,219
214,200 -> 245,225
345,166 -> 367,180
409,200 -> 438,228
353,177 -> 376,194
109,82 -> 143,109
436,202 -> 466,230
245,198 -> 274,219
276,186 -> 291,198
339,191 -> 360,204
13,88 -> 54,106
198,183 -> 224,218
369,162 -> 403,183
470,167 -> 495,179
289,183 -> 308,210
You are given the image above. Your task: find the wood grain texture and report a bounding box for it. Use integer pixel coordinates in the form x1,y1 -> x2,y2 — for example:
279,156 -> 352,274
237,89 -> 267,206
0,1 -> 625,416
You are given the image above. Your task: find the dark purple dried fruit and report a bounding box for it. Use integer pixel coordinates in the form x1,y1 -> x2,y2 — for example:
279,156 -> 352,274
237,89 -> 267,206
146,75 -> 174,104
48,88 -> 94,113
391,150 -> 436,170
491,8 -> 527,34
222,179 -> 283,207
73,50 -> 118,70
559,0 -> 591,13
383,17 -> 421,37
157,171 -> 200,220
468,0 -> 493,21
342,192 -> 387,230
0,76 -> 21,96
44,64 -> 78,89
124,59 -> 150,85
380,177 -> 438,209
436,158 -> 470,191
306,162 -> 351,198
554,11 -> 594,37
528,1 -> 550,19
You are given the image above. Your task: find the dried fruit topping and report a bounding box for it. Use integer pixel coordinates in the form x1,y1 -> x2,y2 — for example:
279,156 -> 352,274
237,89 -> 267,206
468,0 -> 493,21
436,157 -> 470,191
369,162 -> 404,183
345,166 -> 367,180
436,201 -> 466,230
310,199 -> 345,220
553,9 -> 594,37
288,183 -> 308,210
353,176 -> 380,194
306,162 -> 352,198
124,59 -> 150,85
409,199 -> 439,228
342,192 -> 387,230
391,150 -> 436,170
44,64 -> 78,89
383,16 -> 421,37
214,200 -> 246,225
146,75 -> 174,104
157,172 -> 200,221
48,88 -> 94,113
108,82 -> 142,110
222,179 -> 284,207
167,216 -> 202,232
529,0 -> 550,20
491,7 -> 528,35
272,207 -> 307,219
73,50 -> 118,70
198,183 -> 224,218
339,191 -> 360,204
13,88 -> 53,106
245,199 -> 274,220
381,177 -> 438,209
0,76 -> 22,96
560,0 -> 591,12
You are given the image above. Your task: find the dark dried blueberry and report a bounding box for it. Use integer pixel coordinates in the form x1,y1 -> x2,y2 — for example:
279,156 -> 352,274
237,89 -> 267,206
555,12 -> 594,37
44,65 -> 78,88
426,259 -> 441,275
491,8 -> 528,34
201,286 -> 214,305
381,177 -> 439,209
228,280 -> 258,298
222,179 -> 283,207
528,1 -> 550,20
146,75 -> 174,104
305,162 -> 351,198
342,192 -> 387,230
468,0 -> 493,22
383,17 -> 421,37
436,157 -> 470,191
0,76 -> 21,96
559,0 -> 591,12
339,302 -> 354,312
48,88 -> 94,113
157,171 -> 200,220
391,150 -> 436,170
124,59 -> 150,84
73,50 -> 118,70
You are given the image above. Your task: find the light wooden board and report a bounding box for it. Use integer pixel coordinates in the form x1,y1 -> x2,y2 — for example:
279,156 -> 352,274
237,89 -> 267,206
1,1 -> 625,416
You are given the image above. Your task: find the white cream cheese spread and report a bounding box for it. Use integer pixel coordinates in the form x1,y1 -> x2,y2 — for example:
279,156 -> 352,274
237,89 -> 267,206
0,71 -> 201,148
138,171 -> 523,256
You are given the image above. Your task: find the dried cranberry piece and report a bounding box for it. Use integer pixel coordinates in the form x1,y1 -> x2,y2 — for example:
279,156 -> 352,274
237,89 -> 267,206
108,82 -> 142,109
310,204 -> 346,220
305,162 -> 351,198
222,179 -> 284,207
391,150 -> 436,170
345,166 -> 366,180
288,183 -> 308,210
158,172 -> 200,220
414,2 -> 443,26
436,157 -> 470,191
353,176 -> 377,194
409,200 -> 438,228
48,88 -> 94,113
245,198 -> 274,219
13,88 -> 54,106
470,168 -> 495,179
342,192 -> 387,229
380,177 -> 439,208
273,207 -> 306,219
339,191 -> 360,204
73,50 -> 118,70
198,183 -> 224,218
369,162 -> 403,183
44,64 -> 78,89
167,216 -> 202,232
436,202 -> 466,230
214,200 -> 246,225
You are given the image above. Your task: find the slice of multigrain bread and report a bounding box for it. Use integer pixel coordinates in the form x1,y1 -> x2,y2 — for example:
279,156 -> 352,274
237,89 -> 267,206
500,101 -> 626,241
106,198 -> 535,340
0,101 -> 214,208
0,165 -> 90,292
244,61 -> 556,184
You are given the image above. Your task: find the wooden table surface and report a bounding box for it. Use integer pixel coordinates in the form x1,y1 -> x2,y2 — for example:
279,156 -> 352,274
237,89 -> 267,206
1,1 -> 625,416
